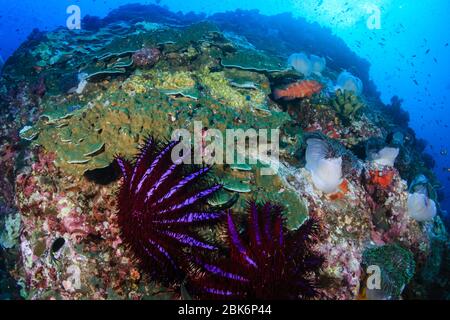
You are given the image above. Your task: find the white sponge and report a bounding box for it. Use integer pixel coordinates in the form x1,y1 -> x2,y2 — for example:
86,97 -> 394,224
306,139 -> 343,194
372,147 -> 399,167
336,71 -> 363,95
288,52 -> 312,76
407,192 -> 437,222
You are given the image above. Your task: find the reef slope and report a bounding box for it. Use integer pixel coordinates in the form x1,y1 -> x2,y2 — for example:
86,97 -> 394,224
0,5 -> 448,300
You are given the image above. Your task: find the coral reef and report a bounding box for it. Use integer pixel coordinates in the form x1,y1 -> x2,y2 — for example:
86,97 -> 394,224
0,5 -> 448,300
0,212 -> 21,249
14,148 -> 177,299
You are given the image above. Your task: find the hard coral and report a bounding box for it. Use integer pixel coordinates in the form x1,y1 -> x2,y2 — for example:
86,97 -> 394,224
115,137 -> 223,284
0,143 -> 18,207
31,77 -> 46,98
192,201 -> 324,300
331,89 -> 364,123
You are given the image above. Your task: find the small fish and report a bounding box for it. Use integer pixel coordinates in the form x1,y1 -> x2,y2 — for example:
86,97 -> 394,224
273,80 -> 323,101
426,49 -> 430,54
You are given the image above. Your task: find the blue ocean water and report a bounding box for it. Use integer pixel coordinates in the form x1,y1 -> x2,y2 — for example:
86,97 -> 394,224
1,0 -> 448,214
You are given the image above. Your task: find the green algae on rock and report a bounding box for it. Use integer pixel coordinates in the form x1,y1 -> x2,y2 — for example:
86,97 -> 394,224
362,244 -> 415,299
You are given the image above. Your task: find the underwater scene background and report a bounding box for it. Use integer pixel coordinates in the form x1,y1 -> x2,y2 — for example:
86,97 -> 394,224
0,0 -> 449,300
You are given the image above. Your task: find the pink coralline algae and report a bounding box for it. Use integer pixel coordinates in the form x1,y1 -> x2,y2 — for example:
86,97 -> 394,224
14,147 -> 177,299
132,47 -> 161,68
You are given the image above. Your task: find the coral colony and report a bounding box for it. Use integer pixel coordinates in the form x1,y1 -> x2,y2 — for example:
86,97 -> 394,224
0,4 -> 448,300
